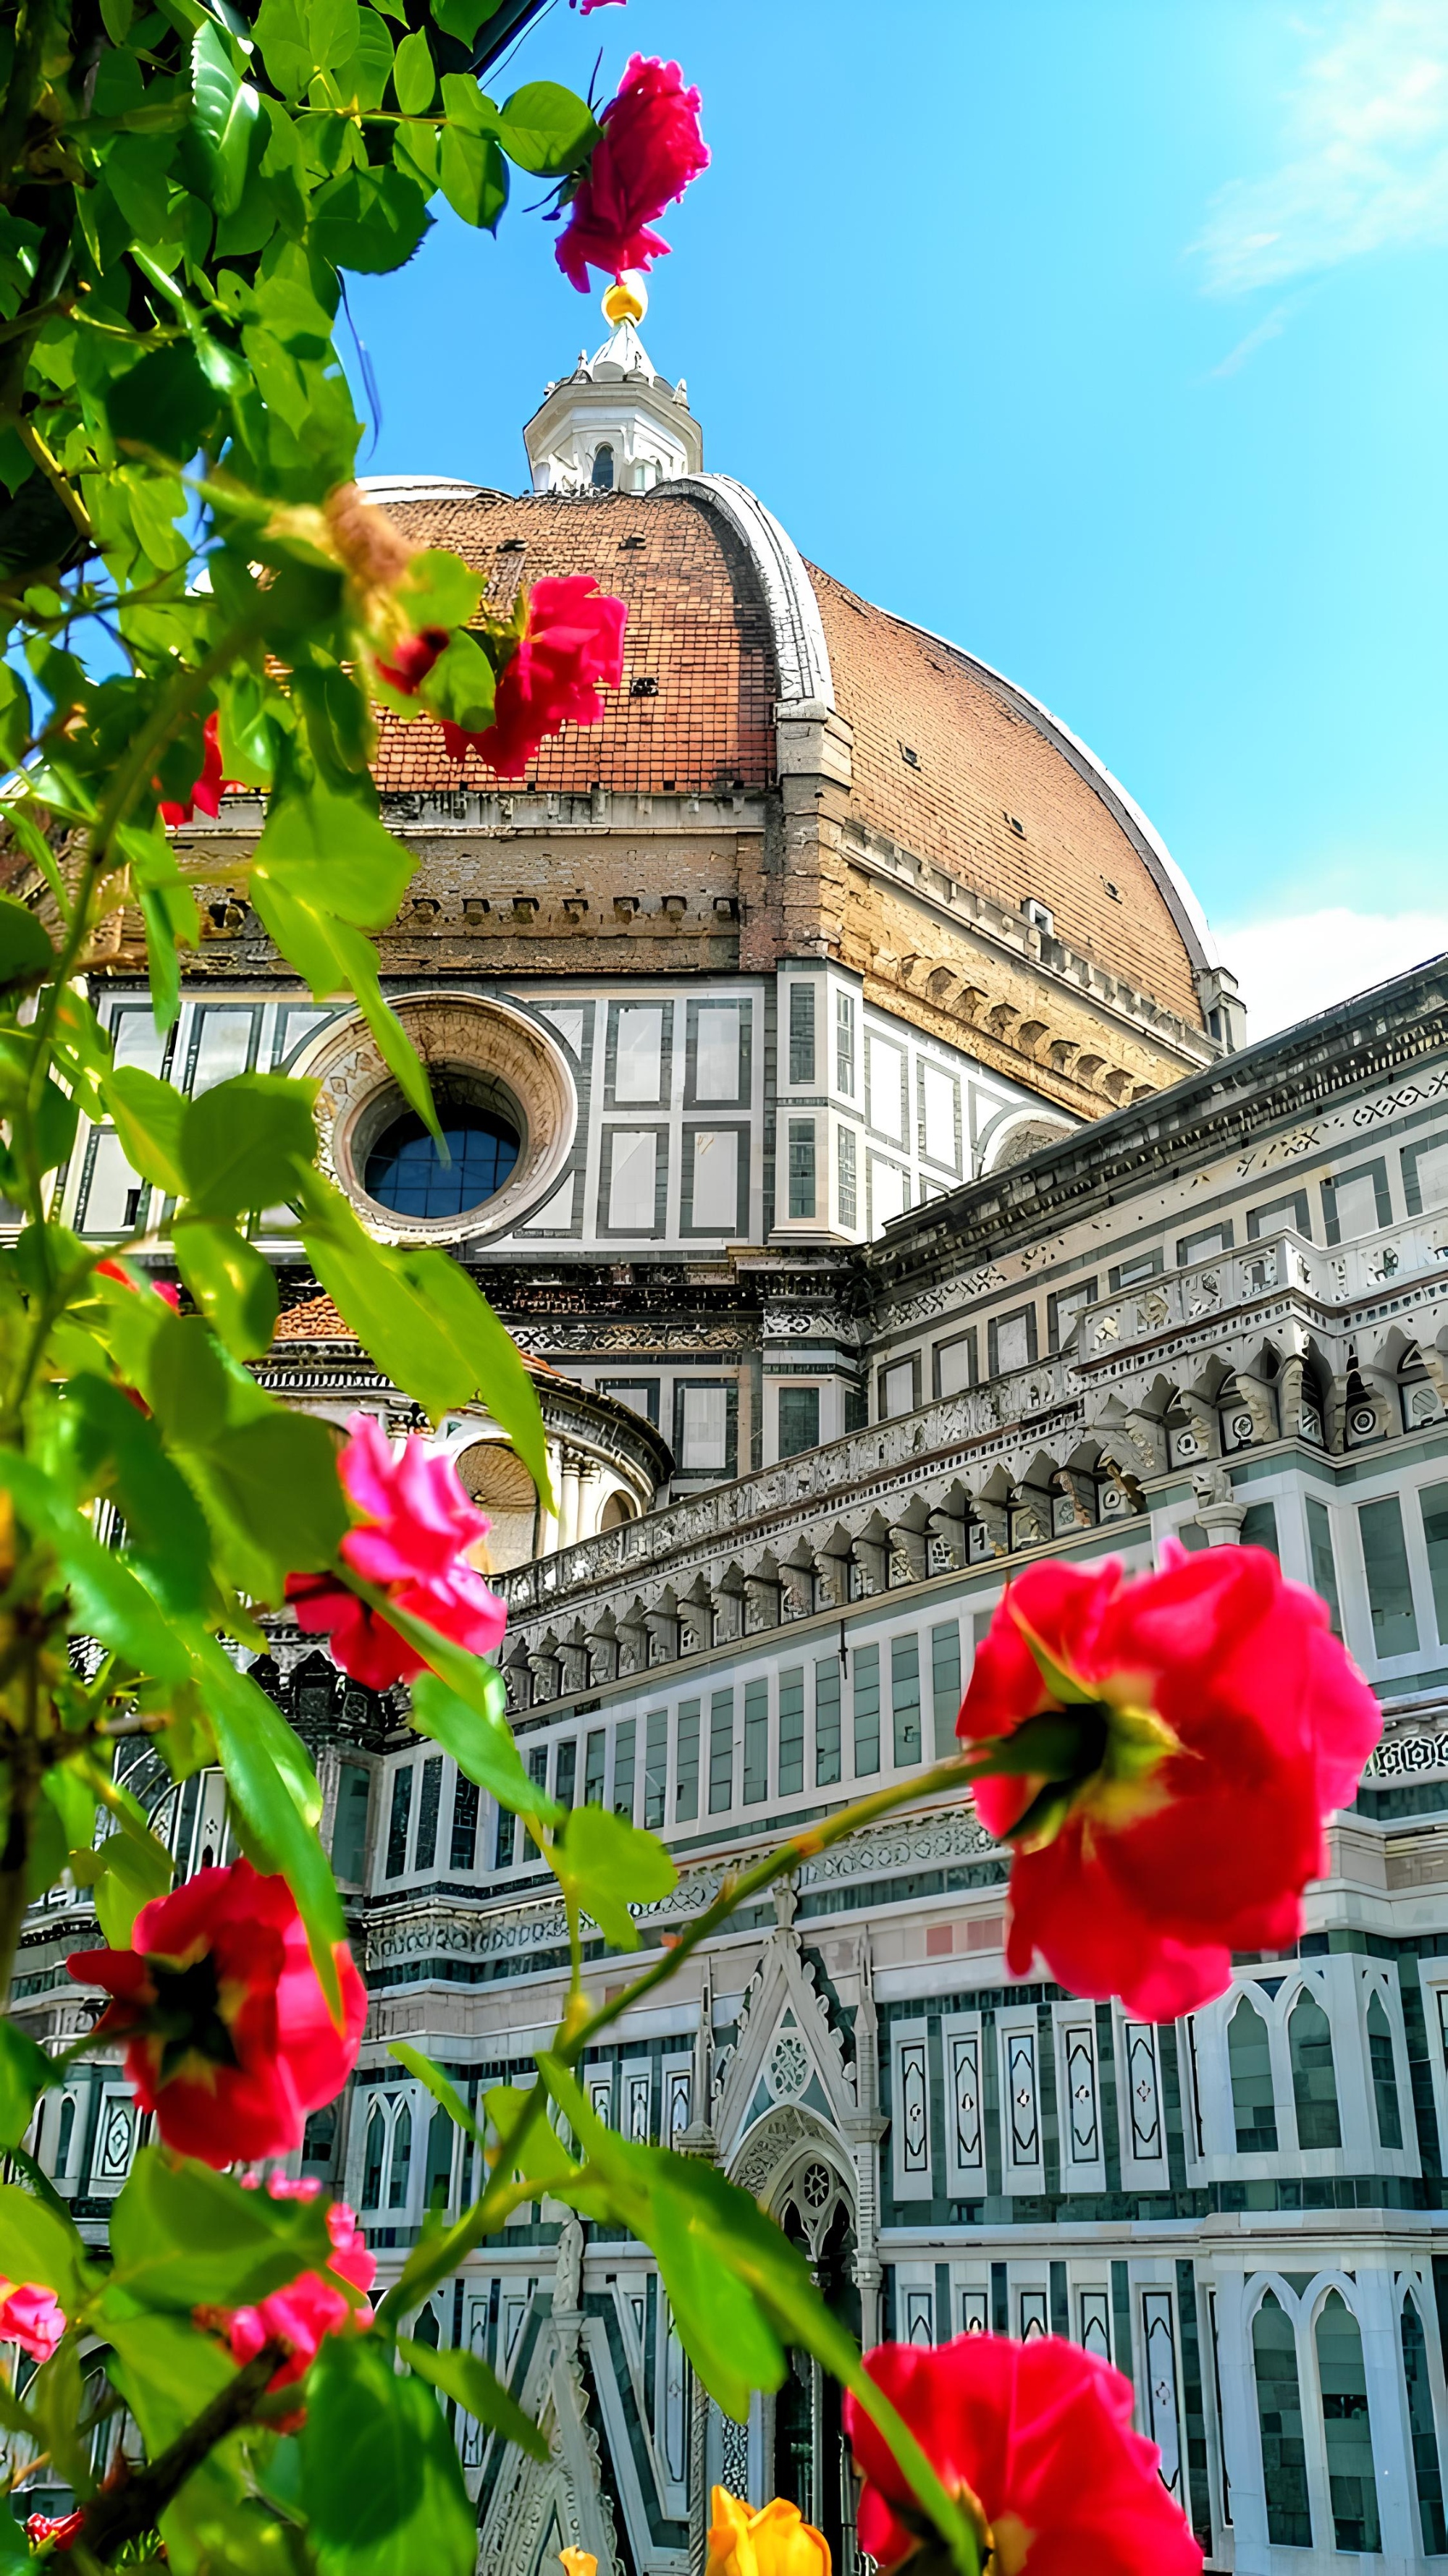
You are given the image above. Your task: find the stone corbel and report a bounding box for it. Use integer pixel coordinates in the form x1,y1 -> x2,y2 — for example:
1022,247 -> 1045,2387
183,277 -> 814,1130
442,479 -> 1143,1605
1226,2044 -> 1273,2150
773,698 -> 854,789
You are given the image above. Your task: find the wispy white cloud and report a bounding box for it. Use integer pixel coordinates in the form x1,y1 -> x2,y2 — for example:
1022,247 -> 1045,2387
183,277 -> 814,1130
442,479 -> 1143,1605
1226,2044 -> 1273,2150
1222,905 -> 1448,1036
1208,297 -> 1297,374
1194,0 -> 1448,297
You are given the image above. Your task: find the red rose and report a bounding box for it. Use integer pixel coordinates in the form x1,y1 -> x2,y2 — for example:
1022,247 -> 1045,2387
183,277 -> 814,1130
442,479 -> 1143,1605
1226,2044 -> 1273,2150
376,627 -> 450,694
66,1858 -> 366,2166
846,2334 -> 1200,2576
158,711 -> 242,825
24,2512 -> 85,2553
0,2281 -> 64,2363
214,2183 -> 375,2427
285,1410 -> 507,1691
440,575 -> 626,778
555,54 -> 708,294
959,1542 -> 1381,2019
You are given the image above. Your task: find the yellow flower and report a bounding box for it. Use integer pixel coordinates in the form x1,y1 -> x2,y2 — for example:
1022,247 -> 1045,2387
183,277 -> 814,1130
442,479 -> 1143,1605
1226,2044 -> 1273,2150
707,2488 -> 831,2576
559,2551 -> 597,2576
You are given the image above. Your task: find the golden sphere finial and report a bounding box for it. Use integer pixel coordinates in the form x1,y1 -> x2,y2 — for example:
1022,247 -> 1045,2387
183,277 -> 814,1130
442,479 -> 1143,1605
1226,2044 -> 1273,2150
602,271 -> 647,329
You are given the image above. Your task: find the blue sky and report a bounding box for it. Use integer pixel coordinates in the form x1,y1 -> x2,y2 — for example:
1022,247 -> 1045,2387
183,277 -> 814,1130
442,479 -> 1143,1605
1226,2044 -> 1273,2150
346,0 -> 1448,1031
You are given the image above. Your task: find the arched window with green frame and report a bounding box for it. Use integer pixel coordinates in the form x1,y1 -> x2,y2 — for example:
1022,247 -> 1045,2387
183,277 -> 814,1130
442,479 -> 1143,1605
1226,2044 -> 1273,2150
1229,1993 -> 1278,2153
1367,1990 -> 1403,2150
1253,2291 -> 1312,2546
1289,1988 -> 1342,2150
1316,2291 -> 1380,2552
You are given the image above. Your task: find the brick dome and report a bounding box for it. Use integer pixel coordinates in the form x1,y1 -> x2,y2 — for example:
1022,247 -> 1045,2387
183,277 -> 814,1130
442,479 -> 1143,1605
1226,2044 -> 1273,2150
364,475 -> 1217,1039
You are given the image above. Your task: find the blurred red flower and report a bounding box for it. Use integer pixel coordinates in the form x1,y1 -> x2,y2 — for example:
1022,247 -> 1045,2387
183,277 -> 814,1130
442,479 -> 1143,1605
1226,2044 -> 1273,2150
959,1542 -> 1381,2018
67,1858 -> 365,2165
555,54 -> 708,293
376,627 -> 450,694
158,711 -> 243,825
216,2183 -> 375,2425
24,2512 -> 84,2552
440,575 -> 626,779
286,1411 -> 506,1691
95,1258 -> 180,1309
844,2333 -> 1201,2576
0,2280 -> 64,2362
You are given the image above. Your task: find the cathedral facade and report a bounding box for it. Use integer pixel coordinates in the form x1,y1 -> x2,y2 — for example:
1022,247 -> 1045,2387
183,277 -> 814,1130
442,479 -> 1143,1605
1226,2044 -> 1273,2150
14,295 -> 1448,2576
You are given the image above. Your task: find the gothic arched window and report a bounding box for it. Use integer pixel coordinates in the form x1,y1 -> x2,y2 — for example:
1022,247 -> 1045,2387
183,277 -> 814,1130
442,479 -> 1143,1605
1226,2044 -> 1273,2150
1289,1989 -> 1342,2149
1228,1994 -> 1278,2153
361,2102 -> 385,2210
1253,2292 -> 1312,2546
1367,1991 -> 1403,2150
387,2099 -> 413,2206
592,443 -> 615,490
1401,2293 -> 1447,2552
1316,2292 -> 1380,2551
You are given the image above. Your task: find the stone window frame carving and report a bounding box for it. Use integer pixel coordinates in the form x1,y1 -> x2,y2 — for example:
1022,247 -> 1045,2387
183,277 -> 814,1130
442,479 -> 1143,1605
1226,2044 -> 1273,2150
292,991 -> 578,1248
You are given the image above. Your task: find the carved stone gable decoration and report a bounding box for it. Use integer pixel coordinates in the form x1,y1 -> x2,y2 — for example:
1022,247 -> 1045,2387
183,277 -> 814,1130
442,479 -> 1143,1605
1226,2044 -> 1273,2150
474,2294 -> 620,2576
712,1909 -> 856,2161
294,992 -> 578,1246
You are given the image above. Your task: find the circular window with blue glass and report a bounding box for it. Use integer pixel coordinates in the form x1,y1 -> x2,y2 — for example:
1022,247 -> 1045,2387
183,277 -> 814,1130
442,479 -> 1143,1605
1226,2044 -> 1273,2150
363,1091 -> 521,1220
295,994 -> 578,1246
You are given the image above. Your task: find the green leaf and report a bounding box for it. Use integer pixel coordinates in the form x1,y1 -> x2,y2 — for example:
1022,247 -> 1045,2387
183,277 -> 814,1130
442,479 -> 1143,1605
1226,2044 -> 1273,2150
0,2023 -> 53,2153
392,28 -> 437,114
0,2183 -> 91,2309
106,2146 -> 336,2312
421,628 -> 495,730
110,345 -> 223,465
301,2336 -> 477,2576
250,787 -> 412,924
398,547 -> 484,631
439,122 -> 508,230
190,20 -> 261,218
480,2081 -> 577,2187
102,1063 -> 188,1195
143,1308 -> 230,1446
177,1072 -> 318,1217
299,1184 -> 550,1494
398,2336 -> 547,2461
0,666 -> 31,768
29,2340 -> 91,2499
54,1372 -> 212,1616
497,80 -> 599,177
104,2308 -> 240,2458
0,1451 -> 193,1682
172,1220 -> 279,1359
429,0 -> 503,47
410,1667 -> 546,1819
310,164 -> 434,274
0,893 -> 53,987
188,1631 -> 344,2013
387,2039 -> 487,2157
89,1825 -> 173,1948
550,1804 -> 678,1951
193,1406 -> 349,1581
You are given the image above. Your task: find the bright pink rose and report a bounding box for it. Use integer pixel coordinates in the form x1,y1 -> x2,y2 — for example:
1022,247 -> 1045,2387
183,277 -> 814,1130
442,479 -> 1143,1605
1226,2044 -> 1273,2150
376,627 -> 450,694
845,2334 -> 1201,2576
159,711 -> 242,825
440,575 -> 626,779
555,54 -> 708,293
959,1542 -> 1381,2019
219,2187 -> 375,2424
285,1411 -> 507,1691
67,1858 -> 366,2166
0,2281 -> 64,2363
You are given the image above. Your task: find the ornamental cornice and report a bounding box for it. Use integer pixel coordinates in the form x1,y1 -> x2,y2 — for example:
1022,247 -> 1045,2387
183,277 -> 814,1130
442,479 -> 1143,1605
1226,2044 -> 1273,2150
363,1807 -> 998,1972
